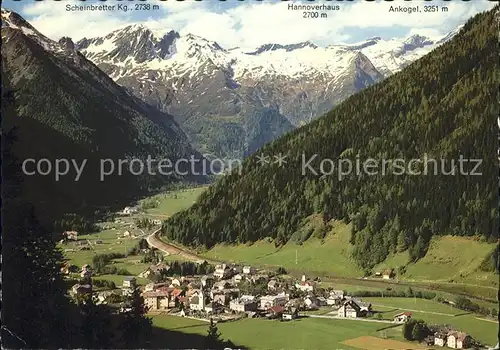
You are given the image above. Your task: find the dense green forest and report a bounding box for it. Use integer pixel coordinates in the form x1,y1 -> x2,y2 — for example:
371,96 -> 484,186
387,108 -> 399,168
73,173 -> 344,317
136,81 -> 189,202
163,8 -> 499,270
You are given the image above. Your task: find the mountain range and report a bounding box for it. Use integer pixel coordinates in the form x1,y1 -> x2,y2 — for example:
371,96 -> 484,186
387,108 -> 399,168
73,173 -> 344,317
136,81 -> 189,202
161,8 -> 498,270
76,24 -> 461,159
1,8 -> 203,223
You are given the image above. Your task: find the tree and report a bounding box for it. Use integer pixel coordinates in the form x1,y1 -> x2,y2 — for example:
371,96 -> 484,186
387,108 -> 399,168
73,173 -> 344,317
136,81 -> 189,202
160,6 -> 499,271
276,266 -> 287,275
206,317 -> 223,349
1,122 -> 74,348
119,285 -> 152,347
77,294 -> 113,348
402,319 -> 429,341
402,319 -> 415,340
411,321 -> 429,341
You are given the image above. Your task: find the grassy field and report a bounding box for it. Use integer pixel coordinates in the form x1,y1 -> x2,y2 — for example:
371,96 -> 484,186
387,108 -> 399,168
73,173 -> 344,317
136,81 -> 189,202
62,229 -> 142,267
365,297 -> 498,346
60,187 -> 207,284
204,220 -> 363,277
203,221 -> 498,301
374,235 -> 498,288
365,297 -> 464,315
152,315 -> 418,350
138,187 -> 206,219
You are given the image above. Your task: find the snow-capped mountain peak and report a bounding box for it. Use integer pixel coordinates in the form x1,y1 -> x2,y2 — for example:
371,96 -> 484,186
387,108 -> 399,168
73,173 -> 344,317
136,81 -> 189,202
1,8 -> 76,55
71,21 -> 461,158
247,41 -> 318,55
339,28 -> 462,76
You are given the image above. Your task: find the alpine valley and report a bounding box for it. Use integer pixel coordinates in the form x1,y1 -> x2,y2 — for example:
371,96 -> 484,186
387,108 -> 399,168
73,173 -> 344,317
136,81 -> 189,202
1,9 -> 204,223
76,24 -> 462,159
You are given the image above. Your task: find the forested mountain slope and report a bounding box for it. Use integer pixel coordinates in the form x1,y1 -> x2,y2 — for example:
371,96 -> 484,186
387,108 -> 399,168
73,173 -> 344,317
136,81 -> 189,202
1,9 -> 203,224
162,8 -> 498,270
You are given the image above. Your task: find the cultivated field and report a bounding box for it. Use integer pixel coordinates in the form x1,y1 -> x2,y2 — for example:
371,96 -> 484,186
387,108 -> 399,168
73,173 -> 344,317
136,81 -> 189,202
342,335 -> 428,350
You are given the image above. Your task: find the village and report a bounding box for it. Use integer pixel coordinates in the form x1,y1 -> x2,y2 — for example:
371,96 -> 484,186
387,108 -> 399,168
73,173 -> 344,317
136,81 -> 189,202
56,198 -> 497,350
69,256 -> 479,350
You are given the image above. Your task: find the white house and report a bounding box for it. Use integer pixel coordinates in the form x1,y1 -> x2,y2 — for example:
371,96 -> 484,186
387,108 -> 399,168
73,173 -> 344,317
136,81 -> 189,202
382,269 -> 394,280
122,277 -> 137,296
229,297 -> 258,312
337,300 -> 361,318
282,307 -> 298,321
295,281 -> 315,292
242,266 -> 255,275
304,296 -> 319,310
122,206 -> 138,215
189,286 -> 206,311
122,277 -> 136,288
213,263 -> 232,279
63,231 -> 78,241
447,331 -> 472,349
267,279 -> 279,291
80,264 -> 92,279
326,296 -> 341,305
260,295 -> 288,310
434,332 -> 447,347
393,312 -> 412,323
170,278 -> 181,287
232,274 -> 244,284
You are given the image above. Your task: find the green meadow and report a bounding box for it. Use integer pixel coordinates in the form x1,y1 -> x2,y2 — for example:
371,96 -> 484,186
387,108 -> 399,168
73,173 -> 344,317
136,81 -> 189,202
152,315 -> 409,350
365,297 -> 498,346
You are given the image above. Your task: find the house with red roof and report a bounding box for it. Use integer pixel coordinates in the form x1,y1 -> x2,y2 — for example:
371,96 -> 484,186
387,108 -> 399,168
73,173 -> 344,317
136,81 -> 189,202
267,305 -> 284,319
393,312 -> 412,323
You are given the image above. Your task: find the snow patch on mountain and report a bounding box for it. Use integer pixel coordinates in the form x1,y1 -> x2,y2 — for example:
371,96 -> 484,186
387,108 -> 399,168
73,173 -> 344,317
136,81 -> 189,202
339,29 -> 462,76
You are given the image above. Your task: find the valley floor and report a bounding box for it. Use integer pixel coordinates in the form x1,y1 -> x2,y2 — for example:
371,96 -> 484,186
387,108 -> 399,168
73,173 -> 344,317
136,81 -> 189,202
60,186 -> 499,349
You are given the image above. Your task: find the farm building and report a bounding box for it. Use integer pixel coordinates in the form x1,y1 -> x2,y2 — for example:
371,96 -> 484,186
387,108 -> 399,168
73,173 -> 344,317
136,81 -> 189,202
446,331 -> 472,349
393,312 -> 412,323
337,300 -> 361,318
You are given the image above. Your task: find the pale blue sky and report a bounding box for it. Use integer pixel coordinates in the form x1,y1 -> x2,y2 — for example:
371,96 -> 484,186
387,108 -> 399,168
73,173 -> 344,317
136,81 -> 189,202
3,0 -> 496,48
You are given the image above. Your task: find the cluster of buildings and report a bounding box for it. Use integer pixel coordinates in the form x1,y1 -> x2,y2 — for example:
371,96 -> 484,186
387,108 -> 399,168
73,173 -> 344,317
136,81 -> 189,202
139,264 -> 311,320
121,206 -> 139,215
70,264 -> 94,297
65,258 -> 479,349
427,330 -> 473,349
137,263 -> 379,322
